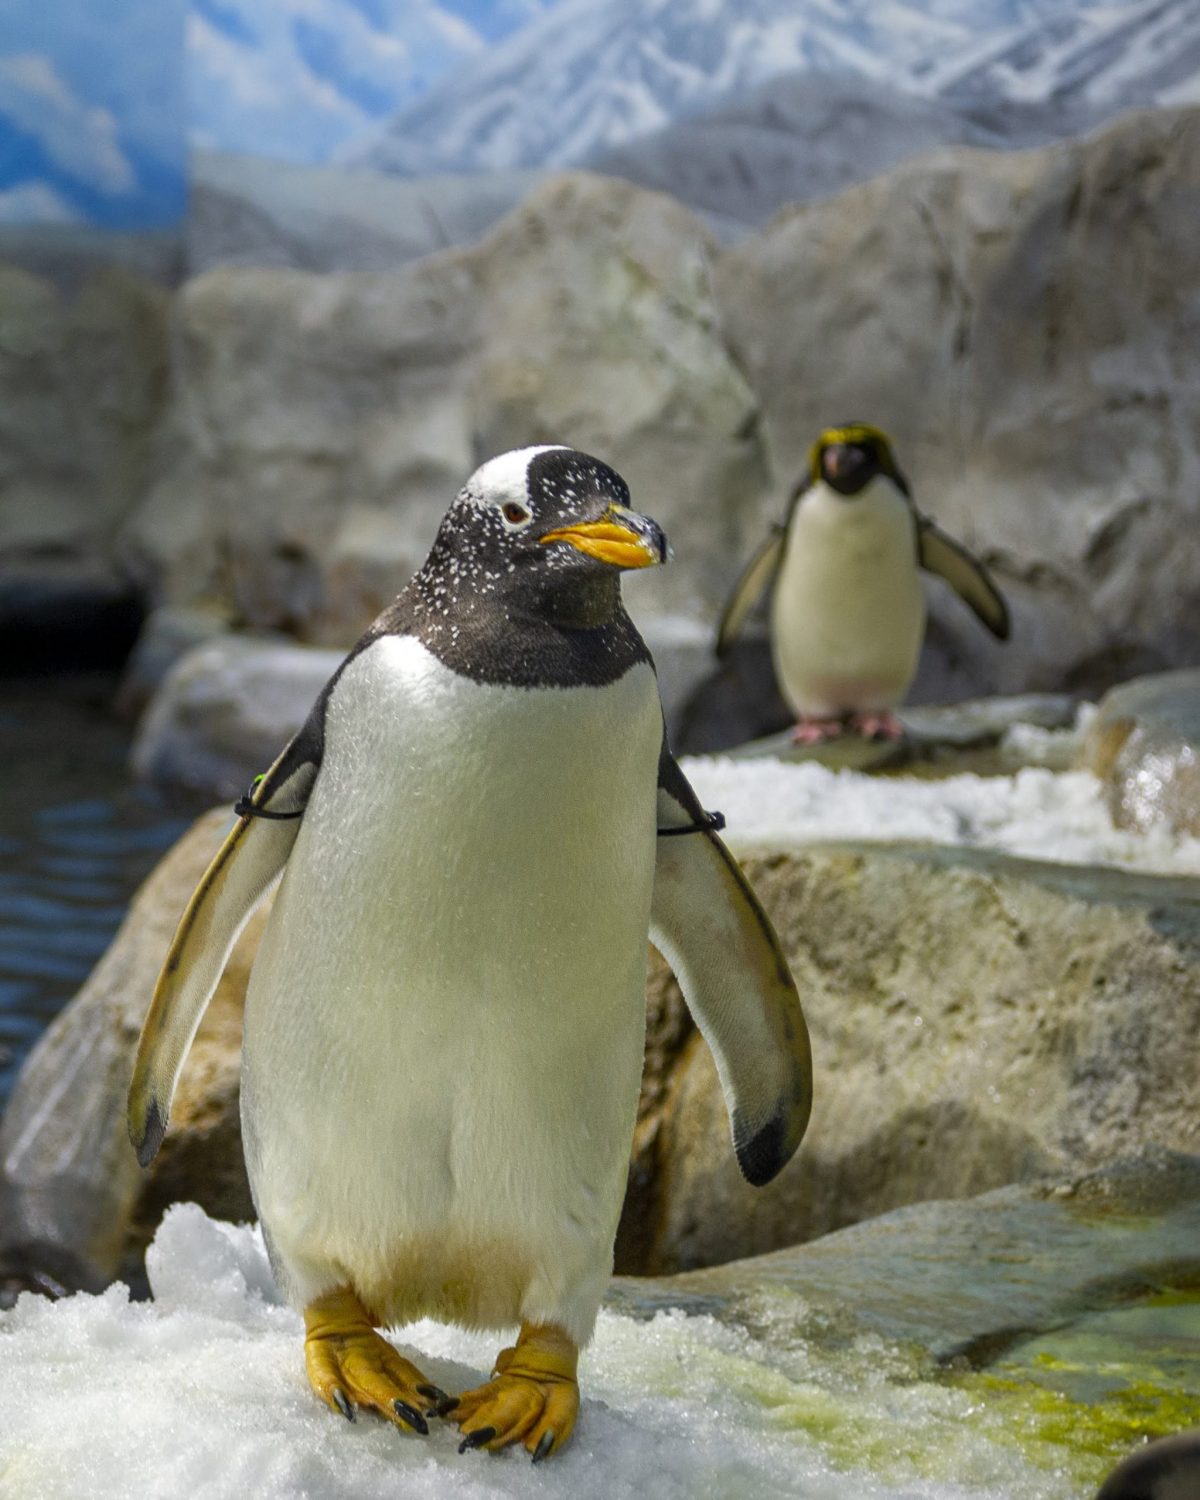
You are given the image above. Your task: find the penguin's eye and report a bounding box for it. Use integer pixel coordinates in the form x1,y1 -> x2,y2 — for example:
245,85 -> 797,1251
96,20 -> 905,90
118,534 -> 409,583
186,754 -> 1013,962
501,502 -> 531,527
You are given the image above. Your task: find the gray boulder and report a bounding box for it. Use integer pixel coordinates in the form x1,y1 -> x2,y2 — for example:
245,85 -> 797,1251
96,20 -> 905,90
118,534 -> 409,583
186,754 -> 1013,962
0,262 -> 171,666
130,637 -> 343,800
114,604 -> 234,719
0,262 -> 169,581
611,1148 -> 1200,1364
121,172 -> 767,640
633,841 -> 1200,1273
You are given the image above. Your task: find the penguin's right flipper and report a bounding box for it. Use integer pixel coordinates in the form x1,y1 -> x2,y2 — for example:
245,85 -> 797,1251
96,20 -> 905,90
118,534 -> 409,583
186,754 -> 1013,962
126,739 -> 318,1168
651,743 -> 812,1186
715,525 -> 785,657
917,518 -> 1010,640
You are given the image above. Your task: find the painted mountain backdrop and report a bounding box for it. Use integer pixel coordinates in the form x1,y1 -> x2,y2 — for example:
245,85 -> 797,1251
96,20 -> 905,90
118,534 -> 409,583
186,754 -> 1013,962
0,0 -> 549,227
2,0 -> 1198,227
351,0 -> 1200,174
186,0 -> 556,162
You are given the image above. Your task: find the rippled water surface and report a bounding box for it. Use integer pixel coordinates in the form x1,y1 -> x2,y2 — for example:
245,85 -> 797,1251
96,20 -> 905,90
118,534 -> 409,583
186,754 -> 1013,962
0,676 -> 208,1107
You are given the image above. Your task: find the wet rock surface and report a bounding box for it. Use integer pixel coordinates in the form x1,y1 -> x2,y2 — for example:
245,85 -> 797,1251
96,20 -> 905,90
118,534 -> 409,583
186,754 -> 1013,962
709,692 -> 1080,771
1082,669 -> 1200,839
608,1149 -> 1200,1364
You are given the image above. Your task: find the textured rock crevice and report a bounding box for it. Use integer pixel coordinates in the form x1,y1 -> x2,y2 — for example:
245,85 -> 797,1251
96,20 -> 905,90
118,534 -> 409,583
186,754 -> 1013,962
625,844 -> 1200,1274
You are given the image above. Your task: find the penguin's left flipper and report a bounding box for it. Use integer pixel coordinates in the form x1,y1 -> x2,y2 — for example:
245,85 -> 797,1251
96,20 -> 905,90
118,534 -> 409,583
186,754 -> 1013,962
917,517 -> 1010,640
715,525 -> 786,657
126,740 -> 319,1168
651,742 -> 812,1186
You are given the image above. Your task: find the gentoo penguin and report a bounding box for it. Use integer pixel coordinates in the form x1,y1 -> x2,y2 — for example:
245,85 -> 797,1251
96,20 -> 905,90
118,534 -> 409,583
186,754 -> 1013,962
717,423 -> 1009,742
128,446 -> 812,1463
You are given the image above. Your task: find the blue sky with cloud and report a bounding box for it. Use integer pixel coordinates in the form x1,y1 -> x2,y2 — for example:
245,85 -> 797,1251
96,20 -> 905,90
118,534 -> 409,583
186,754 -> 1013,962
0,0 -> 548,229
0,0 -> 186,227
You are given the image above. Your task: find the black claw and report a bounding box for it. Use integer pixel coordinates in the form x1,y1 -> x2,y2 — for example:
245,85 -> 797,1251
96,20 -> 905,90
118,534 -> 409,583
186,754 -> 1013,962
531,1430 -> 555,1465
418,1384 -> 458,1416
332,1387 -> 355,1422
392,1399 -> 429,1436
458,1426 -> 496,1454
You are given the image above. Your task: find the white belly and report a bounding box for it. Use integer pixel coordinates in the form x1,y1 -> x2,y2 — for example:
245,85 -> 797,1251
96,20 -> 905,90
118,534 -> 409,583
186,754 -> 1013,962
771,480 -> 926,716
241,635 -> 663,1342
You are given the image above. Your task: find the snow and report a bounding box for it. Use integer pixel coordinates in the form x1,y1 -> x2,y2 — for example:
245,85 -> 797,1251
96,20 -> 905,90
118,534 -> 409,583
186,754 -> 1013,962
0,1204 -> 1084,1500
681,752 -> 1200,875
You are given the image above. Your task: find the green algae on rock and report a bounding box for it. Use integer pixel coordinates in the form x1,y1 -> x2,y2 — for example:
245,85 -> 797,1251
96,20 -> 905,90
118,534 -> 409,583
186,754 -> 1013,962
609,1152 -> 1200,1493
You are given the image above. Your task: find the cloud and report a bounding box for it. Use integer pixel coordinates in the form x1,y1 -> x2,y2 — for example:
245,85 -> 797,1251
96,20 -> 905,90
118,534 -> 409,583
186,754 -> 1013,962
0,179 -> 84,224
0,53 -> 136,195
3,0 -> 186,165
185,0 -> 488,161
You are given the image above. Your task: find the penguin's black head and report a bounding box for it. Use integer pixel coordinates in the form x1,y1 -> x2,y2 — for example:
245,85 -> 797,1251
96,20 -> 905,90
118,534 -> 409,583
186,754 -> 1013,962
401,447 -> 667,681
809,422 -> 910,498
443,446 -> 670,581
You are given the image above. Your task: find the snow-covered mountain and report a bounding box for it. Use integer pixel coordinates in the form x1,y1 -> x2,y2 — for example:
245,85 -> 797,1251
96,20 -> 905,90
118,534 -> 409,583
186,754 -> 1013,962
933,0 -> 1200,111
590,71 -> 1087,237
350,0 -> 1199,177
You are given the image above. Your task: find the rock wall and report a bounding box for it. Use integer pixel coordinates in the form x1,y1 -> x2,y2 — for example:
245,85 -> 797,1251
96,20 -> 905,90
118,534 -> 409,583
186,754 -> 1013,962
121,173 -> 766,642
0,265 -> 171,662
715,107 -> 1200,699
634,844 -> 1200,1272
3,109 -> 1199,700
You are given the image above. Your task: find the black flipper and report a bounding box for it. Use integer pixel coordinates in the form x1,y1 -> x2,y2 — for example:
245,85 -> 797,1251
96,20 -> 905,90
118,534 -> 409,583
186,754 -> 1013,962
917,517 -> 1010,640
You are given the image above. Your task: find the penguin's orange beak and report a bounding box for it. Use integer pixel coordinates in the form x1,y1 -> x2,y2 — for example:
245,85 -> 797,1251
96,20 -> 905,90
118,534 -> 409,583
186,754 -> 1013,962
539,506 -> 668,569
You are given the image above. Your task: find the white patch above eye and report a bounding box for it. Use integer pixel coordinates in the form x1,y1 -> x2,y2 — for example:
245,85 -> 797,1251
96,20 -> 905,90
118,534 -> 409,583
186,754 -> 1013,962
460,445 -> 568,512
